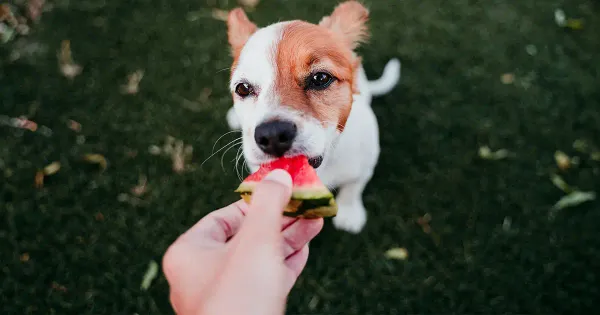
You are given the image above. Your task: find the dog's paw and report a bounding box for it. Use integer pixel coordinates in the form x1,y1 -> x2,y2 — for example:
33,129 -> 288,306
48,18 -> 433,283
226,107 -> 241,130
332,203 -> 367,234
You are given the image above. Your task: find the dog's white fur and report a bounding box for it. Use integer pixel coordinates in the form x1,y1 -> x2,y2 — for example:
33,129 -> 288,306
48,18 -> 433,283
225,7 -> 401,234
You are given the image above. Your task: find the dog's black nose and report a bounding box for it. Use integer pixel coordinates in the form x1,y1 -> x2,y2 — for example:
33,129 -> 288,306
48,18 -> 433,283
254,120 -> 297,157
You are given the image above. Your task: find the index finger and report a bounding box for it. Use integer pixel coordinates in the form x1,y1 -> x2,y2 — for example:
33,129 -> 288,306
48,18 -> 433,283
235,169 -> 293,243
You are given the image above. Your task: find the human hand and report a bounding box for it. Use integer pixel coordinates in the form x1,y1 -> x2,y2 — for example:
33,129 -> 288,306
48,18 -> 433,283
162,169 -> 324,315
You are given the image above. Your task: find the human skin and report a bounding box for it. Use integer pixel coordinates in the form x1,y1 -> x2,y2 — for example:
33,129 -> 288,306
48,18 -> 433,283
162,169 -> 324,315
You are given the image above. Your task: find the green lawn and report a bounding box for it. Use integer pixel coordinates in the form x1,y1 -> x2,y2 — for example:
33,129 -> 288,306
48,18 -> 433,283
2,0 -> 599,314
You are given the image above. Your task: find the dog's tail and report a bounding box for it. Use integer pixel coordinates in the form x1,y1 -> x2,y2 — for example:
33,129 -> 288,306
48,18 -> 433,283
368,58 -> 401,96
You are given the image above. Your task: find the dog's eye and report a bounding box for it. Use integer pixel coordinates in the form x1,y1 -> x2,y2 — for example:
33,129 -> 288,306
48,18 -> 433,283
307,72 -> 335,90
235,83 -> 253,97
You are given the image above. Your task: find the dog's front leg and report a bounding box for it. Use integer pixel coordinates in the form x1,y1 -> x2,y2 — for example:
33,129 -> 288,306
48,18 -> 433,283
332,173 -> 372,234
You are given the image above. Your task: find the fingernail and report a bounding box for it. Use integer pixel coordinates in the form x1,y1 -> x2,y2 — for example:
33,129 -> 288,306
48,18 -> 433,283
263,169 -> 292,187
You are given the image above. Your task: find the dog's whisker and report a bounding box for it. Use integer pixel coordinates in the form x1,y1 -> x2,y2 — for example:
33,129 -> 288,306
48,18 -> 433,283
201,137 -> 242,168
211,130 -> 241,154
216,67 -> 231,74
234,145 -> 245,181
220,140 -> 243,172
242,160 -> 248,180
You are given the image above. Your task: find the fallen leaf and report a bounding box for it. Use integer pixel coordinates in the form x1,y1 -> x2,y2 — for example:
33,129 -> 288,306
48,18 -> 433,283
10,116 -> 38,131
384,247 -> 409,260
34,170 -> 44,188
572,139 -> 589,152
0,4 -> 18,26
211,8 -> 228,21
67,119 -> 81,132
525,44 -> 537,56
550,174 -> 571,193
131,175 -> 148,196
172,140 -> 186,173
94,212 -> 104,221
500,73 -> 515,84
565,19 -> 583,30
43,161 -> 61,175
51,282 -> 67,293
551,191 -> 596,211
554,9 -> 584,30
163,136 -> 175,155
478,146 -> 511,160
554,9 -> 566,26
117,193 -> 129,202
58,40 -> 82,79
140,260 -> 159,290
502,217 -> 512,232
148,145 -> 161,155
121,69 -> 144,94
82,153 -> 108,171
554,151 -> 571,170
27,0 -> 46,22
0,23 -> 16,43
416,213 -> 432,234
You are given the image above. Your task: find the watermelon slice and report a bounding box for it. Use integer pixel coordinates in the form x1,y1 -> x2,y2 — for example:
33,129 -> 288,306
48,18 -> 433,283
235,155 -> 337,218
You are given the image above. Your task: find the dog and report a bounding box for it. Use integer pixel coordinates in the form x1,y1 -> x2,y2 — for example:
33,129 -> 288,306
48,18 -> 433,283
223,1 -> 401,233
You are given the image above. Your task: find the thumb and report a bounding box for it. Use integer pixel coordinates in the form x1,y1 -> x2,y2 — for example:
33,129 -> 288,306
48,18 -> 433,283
235,169 -> 293,247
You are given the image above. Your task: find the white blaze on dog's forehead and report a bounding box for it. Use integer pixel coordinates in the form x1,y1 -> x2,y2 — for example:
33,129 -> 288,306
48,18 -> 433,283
229,22 -> 287,92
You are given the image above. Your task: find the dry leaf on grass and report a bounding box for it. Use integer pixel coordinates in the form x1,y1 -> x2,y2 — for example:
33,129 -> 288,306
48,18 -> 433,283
550,174 -> 571,193
121,69 -> 144,94
140,260 -> 159,290
51,282 -> 67,293
554,151 -> 573,170
94,212 -> 104,221
27,0 -> 45,22
43,161 -> 60,175
551,191 -> 596,211
131,175 -> 148,196
58,40 -> 82,79
82,153 -> 107,171
67,119 -> 81,132
478,146 -> 511,160
35,161 -> 60,188
10,116 -> 38,132
34,170 -> 44,188
416,213 -> 432,234
554,9 -> 584,30
384,247 -> 409,260
572,139 -> 589,152
500,73 -> 515,84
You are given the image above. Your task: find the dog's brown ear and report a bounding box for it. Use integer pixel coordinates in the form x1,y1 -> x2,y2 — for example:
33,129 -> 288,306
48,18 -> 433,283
227,8 -> 258,59
319,1 -> 369,50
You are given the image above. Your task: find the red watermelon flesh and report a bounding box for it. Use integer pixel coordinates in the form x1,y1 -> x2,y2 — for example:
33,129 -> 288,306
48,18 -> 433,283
235,155 -> 337,218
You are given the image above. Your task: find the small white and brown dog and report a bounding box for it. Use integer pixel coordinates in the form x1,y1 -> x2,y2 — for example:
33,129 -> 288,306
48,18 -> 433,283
224,1 -> 401,233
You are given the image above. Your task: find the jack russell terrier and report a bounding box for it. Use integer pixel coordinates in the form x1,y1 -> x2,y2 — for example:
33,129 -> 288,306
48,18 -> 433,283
224,1 -> 401,233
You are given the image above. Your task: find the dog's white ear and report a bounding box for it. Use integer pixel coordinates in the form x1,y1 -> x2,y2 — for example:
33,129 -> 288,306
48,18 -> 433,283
319,1 -> 369,50
227,8 -> 258,59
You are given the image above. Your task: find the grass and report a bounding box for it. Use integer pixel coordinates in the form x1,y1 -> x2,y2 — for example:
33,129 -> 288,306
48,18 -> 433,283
1,0 -> 600,314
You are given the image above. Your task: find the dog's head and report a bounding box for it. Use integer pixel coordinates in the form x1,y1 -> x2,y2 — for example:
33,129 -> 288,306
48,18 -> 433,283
226,1 -> 369,169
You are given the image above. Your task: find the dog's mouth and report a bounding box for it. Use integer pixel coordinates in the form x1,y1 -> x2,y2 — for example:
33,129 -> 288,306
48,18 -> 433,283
308,155 -> 324,169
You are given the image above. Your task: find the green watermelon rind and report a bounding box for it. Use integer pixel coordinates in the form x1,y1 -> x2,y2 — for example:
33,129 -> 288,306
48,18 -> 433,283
239,192 -> 338,218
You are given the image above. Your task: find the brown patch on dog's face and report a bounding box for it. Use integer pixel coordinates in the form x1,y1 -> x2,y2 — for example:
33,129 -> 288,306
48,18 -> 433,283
272,1 -> 370,133
275,21 -> 359,132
